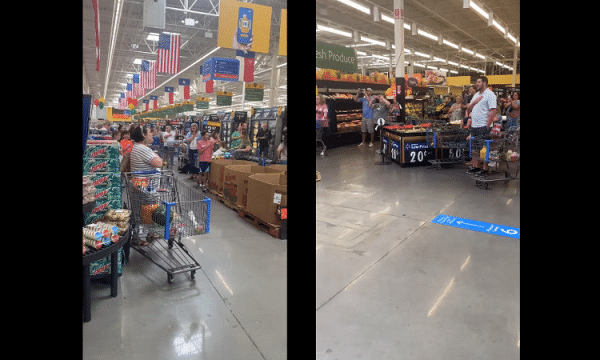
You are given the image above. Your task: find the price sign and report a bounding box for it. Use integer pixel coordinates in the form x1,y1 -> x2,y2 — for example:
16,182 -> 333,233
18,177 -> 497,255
403,142 -> 434,164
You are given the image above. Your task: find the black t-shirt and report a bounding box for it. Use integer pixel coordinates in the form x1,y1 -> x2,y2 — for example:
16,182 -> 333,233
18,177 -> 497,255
256,128 -> 272,148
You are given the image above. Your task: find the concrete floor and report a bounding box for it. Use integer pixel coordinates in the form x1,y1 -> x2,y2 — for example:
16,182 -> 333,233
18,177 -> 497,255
316,142 -> 520,359
82,169 -> 287,360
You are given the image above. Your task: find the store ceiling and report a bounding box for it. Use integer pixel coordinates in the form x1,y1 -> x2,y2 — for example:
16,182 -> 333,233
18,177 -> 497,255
316,0 -> 519,74
82,0 -> 287,110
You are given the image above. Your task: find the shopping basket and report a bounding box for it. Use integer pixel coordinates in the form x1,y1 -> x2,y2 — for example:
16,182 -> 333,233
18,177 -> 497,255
124,170 -> 211,283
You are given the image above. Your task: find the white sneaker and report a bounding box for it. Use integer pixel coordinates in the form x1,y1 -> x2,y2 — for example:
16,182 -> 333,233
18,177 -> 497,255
358,142 -> 365,147
368,143 -> 374,148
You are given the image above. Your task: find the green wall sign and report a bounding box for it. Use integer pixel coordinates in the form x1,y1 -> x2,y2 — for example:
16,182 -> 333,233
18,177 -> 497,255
316,41 -> 358,73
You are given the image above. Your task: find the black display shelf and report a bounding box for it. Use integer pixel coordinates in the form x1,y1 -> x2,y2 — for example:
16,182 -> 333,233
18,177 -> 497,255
82,228 -> 130,322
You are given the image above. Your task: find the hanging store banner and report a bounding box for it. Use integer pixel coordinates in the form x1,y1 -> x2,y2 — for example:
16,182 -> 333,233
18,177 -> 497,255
279,9 -> 287,56
244,83 -> 264,101
217,0 -> 273,54
316,41 -> 358,74
196,97 -> 210,109
425,69 -> 447,86
216,91 -> 233,106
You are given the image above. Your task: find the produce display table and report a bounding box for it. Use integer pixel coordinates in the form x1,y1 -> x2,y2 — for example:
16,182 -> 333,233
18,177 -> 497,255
381,125 -> 434,166
82,228 -> 130,322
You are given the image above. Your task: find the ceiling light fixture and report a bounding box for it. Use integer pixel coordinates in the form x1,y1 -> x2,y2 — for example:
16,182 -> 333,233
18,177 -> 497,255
335,0 -> 371,14
316,24 -> 352,37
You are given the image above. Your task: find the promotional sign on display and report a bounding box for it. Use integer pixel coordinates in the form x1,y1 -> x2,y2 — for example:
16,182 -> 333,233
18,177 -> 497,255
217,0 -> 273,54
316,41 -> 358,74
424,69 -> 447,86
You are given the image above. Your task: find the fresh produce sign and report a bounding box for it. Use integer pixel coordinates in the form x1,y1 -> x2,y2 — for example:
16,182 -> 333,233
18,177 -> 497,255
316,41 -> 358,73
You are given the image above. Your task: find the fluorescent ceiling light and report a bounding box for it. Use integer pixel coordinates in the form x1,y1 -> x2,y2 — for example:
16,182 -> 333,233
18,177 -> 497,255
316,24 -> 352,37
459,64 -> 469,69
133,58 -> 142,65
414,51 -> 430,58
443,39 -> 458,49
450,70 -> 458,74
507,33 -> 517,43
356,50 -> 366,55
349,43 -> 375,47
475,53 -> 486,59
361,36 -> 386,47
417,29 -> 438,41
428,66 -> 437,70
336,0 -> 370,14
413,63 -> 425,68
439,68 -> 448,72
448,61 -> 458,66
381,14 -> 393,23
433,57 -> 446,62
469,2 -> 488,18
492,20 -> 504,33
461,48 -> 474,55
146,33 -> 159,41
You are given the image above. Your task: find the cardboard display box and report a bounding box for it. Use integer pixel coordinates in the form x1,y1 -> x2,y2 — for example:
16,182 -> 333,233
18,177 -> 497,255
246,173 -> 287,226
207,159 -> 254,194
223,165 -> 284,209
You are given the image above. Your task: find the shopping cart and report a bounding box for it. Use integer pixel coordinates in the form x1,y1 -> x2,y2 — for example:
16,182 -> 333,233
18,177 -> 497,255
426,125 -> 470,169
468,126 -> 520,189
124,170 -> 211,283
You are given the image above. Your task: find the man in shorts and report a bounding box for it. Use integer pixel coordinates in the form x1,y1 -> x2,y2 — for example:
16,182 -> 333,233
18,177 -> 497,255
466,76 -> 497,175
354,87 -> 374,147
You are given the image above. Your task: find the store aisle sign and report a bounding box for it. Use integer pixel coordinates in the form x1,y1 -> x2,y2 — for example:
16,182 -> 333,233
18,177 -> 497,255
316,41 -> 358,74
432,214 -> 520,239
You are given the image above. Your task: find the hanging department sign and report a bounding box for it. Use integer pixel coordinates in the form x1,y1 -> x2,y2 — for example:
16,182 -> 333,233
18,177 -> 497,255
316,41 -> 358,73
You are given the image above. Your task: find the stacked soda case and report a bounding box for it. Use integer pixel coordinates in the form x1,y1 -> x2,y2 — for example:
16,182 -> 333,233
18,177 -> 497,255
83,141 -> 122,225
82,140 -> 125,277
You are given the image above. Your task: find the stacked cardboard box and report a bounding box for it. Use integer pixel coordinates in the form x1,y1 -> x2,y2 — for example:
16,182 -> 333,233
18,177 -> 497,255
222,165 -> 284,210
246,172 -> 287,226
207,159 -> 255,195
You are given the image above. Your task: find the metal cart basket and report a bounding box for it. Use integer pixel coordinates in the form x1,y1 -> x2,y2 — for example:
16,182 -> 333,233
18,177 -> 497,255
124,170 -> 211,283
469,126 -> 520,189
426,125 -> 470,169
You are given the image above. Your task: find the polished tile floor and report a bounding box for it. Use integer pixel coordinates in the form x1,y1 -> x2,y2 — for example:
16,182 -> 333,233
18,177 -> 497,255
316,142 -> 520,359
83,170 -> 287,360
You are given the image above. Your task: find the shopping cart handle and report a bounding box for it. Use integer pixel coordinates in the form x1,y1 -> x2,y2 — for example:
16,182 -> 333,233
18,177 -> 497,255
130,169 -> 161,175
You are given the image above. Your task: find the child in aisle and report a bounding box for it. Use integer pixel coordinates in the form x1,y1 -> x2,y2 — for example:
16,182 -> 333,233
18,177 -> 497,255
197,131 -> 215,191
120,130 -> 133,154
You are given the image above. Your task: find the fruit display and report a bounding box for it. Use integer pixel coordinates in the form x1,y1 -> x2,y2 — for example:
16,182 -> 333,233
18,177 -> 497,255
383,123 -> 432,133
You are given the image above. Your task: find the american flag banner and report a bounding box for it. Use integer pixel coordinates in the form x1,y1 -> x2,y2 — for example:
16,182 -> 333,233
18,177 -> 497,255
150,95 -> 158,110
132,74 -> 145,98
140,60 -> 156,89
236,50 -> 256,82
92,0 -> 100,71
118,93 -> 126,110
178,78 -> 190,100
126,83 -> 133,101
157,33 -> 181,74
165,86 -> 174,104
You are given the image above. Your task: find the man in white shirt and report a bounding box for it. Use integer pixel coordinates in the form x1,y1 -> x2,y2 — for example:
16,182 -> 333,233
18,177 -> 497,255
163,126 -> 176,145
466,76 -> 497,175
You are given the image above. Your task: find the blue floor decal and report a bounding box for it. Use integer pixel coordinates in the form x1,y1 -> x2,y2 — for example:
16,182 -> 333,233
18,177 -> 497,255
432,214 -> 520,239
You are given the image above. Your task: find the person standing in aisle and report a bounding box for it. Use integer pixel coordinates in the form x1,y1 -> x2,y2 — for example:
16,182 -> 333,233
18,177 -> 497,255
211,131 -> 221,152
197,131 -> 215,191
184,123 -> 201,180
369,94 -> 391,128
354,88 -> 374,147
130,126 -> 163,172
277,137 -> 287,164
232,129 -> 252,160
255,122 -> 272,161
316,94 -> 329,156
448,94 -> 465,123
504,91 -> 520,129
462,85 -> 476,126
466,76 -> 497,175
230,123 -> 243,150
120,130 -> 134,154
